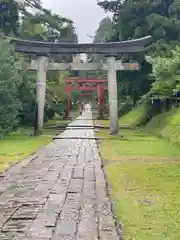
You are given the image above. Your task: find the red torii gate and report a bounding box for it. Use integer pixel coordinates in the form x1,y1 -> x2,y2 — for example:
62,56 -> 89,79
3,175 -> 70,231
65,78 -> 108,118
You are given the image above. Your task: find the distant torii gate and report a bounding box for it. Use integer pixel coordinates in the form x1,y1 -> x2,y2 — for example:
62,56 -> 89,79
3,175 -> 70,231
65,78 -> 108,118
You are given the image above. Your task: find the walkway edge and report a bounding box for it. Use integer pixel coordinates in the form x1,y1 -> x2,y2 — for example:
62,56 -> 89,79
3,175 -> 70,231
94,130 -> 123,239
97,145 -> 123,239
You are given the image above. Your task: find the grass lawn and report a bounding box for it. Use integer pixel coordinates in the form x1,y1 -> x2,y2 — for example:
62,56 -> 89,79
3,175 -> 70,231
0,127 -> 54,173
98,129 -> 180,158
94,119 -> 110,126
97,128 -> 180,240
44,119 -> 70,126
94,117 -> 133,128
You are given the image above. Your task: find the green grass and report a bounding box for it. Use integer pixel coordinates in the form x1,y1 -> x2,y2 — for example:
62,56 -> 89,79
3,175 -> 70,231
144,108 -> 180,145
0,127 -> 53,173
119,106 -> 147,128
96,116 -> 180,239
106,161 -> 180,240
94,119 -> 110,126
98,129 -> 180,160
118,107 -> 180,145
44,119 -> 69,126
94,106 -> 146,128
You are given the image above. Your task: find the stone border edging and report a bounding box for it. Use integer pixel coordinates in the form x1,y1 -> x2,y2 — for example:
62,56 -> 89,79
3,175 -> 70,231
94,134 -> 123,239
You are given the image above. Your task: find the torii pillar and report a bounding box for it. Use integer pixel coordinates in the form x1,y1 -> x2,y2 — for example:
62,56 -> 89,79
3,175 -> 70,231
107,55 -> 119,135
97,84 -> 104,119
65,84 -> 71,119
35,56 -> 48,134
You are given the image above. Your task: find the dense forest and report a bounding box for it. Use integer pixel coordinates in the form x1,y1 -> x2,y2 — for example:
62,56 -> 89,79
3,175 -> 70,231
0,0 -> 79,137
97,0 -> 180,123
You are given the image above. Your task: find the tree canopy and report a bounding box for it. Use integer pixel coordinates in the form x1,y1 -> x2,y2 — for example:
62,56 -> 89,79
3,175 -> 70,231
97,0 -> 180,116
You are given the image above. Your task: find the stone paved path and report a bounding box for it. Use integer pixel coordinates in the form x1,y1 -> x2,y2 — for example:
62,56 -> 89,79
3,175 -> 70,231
0,107 -> 119,240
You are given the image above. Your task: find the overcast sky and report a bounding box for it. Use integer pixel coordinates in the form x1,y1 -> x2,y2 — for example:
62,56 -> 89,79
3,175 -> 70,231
42,0 -> 111,43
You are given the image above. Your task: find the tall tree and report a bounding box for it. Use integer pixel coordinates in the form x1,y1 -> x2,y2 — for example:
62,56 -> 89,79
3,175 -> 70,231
90,17 -> 113,63
98,0 -> 180,55
98,0 -> 180,111
94,17 -> 113,43
0,0 -> 19,35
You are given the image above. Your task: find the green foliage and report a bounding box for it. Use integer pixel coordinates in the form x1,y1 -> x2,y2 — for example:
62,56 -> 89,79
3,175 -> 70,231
47,70 -> 69,117
0,0 -> 19,35
98,0 -> 180,113
20,12 -> 77,43
20,18 -> 46,40
0,40 -> 22,136
94,17 -> 113,43
88,17 -> 113,79
117,59 -> 152,105
99,0 -> 180,51
0,0 -> 77,45
145,47 -> 180,102
17,70 -> 36,125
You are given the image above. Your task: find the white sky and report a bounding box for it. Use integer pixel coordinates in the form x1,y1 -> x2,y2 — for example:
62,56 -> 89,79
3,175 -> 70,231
41,0 -> 111,43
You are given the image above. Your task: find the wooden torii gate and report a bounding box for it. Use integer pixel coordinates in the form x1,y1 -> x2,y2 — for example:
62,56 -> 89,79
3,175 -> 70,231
11,36 -> 152,135
65,78 -> 108,119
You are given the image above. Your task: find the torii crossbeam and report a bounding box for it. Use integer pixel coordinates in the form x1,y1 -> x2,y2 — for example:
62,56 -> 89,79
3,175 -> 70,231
27,60 -> 140,71
10,36 -> 152,54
